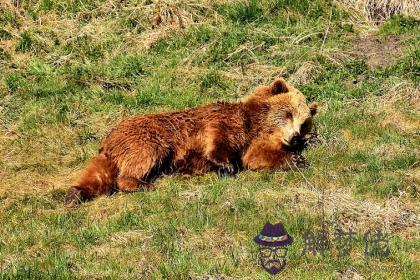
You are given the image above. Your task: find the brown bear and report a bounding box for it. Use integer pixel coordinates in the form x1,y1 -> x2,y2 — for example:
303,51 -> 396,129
64,78 -> 317,206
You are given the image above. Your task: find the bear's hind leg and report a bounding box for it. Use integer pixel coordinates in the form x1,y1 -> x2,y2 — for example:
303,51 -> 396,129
115,144 -> 171,192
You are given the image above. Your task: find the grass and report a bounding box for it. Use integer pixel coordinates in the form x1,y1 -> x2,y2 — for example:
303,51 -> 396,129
0,0 -> 419,279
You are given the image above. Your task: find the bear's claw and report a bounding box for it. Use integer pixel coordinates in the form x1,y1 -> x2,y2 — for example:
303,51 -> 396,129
290,154 -> 308,169
217,163 -> 235,177
304,130 -> 320,147
64,187 -> 83,207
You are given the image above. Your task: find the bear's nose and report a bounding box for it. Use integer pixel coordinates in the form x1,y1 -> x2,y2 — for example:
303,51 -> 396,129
291,132 -> 300,145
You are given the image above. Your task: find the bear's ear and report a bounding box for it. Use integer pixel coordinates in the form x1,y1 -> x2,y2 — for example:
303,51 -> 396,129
271,78 -> 289,95
308,102 -> 318,116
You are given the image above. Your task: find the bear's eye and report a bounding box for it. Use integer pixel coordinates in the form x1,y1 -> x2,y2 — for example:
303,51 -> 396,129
285,111 -> 293,120
300,118 -> 312,134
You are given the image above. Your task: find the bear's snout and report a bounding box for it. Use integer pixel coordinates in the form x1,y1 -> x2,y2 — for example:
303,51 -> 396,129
290,132 -> 300,146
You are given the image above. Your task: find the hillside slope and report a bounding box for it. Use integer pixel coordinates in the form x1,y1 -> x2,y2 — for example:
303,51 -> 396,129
0,1 -> 419,279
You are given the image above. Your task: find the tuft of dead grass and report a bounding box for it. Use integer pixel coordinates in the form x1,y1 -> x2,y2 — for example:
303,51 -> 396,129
376,84 -> 420,133
189,275 -> 245,280
289,61 -> 319,85
338,0 -> 419,23
336,267 -> 365,280
374,143 -> 406,160
380,82 -> 420,110
289,186 -> 419,233
132,0 -> 219,51
181,228 -> 241,257
110,230 -> 153,245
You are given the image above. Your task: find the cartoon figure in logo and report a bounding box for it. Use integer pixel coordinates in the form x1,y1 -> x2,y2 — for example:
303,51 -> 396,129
254,222 -> 294,275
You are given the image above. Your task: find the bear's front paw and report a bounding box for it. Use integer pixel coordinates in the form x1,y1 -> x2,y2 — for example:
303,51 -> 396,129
217,162 -> 235,177
64,187 -> 83,207
290,154 -> 308,169
304,130 -> 320,147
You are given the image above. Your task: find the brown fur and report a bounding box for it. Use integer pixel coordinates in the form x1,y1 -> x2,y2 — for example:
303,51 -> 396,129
65,78 -> 317,206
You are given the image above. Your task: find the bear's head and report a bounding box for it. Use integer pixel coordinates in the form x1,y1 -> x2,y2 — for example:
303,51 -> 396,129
254,78 -> 318,148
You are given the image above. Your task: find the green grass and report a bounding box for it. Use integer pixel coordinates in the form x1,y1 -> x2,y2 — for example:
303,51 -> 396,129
0,0 -> 419,279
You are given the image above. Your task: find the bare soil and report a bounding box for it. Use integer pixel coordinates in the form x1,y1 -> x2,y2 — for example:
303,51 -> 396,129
353,35 -> 404,68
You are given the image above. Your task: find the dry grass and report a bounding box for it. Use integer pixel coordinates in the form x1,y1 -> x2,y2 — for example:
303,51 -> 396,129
377,84 -> 420,133
338,0 -> 419,22
0,0 -> 419,278
289,61 -> 319,85
281,171 -> 419,234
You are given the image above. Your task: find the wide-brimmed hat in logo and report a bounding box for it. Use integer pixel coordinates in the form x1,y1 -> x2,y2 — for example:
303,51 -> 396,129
254,222 -> 293,247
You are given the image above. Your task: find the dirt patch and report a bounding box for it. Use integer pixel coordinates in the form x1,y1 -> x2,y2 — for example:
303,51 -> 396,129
353,35 -> 404,68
